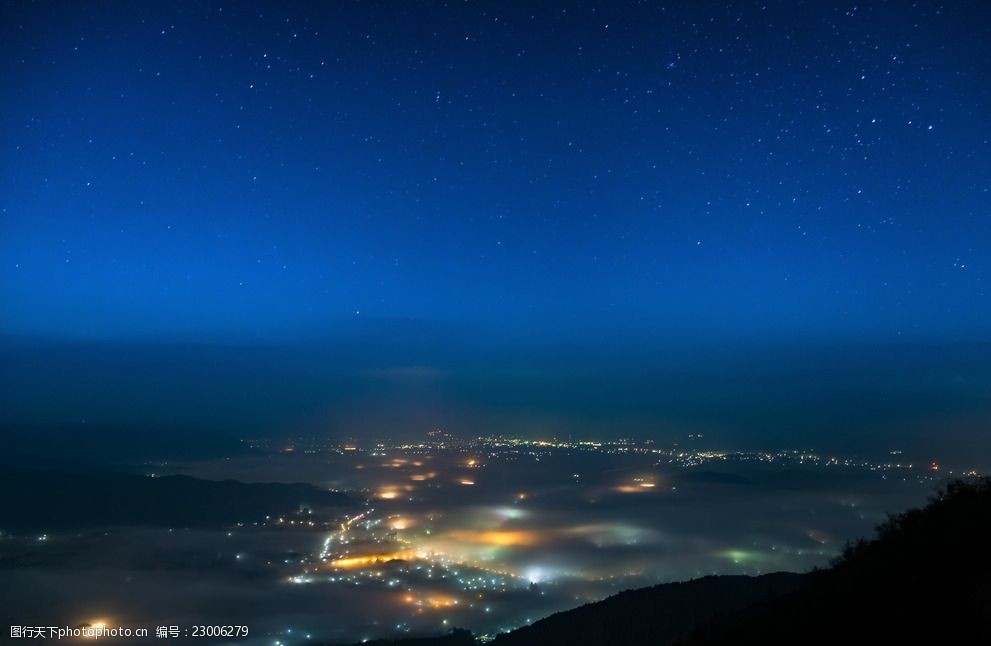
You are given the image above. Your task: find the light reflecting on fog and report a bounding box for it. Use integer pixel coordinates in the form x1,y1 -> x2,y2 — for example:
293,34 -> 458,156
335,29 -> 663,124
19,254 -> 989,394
4,440 -> 947,644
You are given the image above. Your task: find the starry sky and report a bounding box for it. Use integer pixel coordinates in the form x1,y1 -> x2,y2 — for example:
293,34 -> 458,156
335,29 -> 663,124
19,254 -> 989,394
2,2 -> 991,457
2,0 -> 989,343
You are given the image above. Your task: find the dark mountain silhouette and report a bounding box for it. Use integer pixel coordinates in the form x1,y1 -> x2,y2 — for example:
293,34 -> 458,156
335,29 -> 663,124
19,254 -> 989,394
0,423 -> 250,466
337,629 -> 476,646
492,573 -> 804,646
683,477 -> 991,645
343,477 -> 991,646
0,468 -> 355,531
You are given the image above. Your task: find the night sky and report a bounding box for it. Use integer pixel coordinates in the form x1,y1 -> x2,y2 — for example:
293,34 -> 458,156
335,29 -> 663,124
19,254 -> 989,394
2,2 -> 991,458
3,0 -> 990,342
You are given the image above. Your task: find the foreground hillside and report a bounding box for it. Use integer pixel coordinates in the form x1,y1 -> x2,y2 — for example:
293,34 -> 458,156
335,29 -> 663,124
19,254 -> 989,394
347,477 -> 991,646
492,573 -> 804,646
684,477 -> 991,645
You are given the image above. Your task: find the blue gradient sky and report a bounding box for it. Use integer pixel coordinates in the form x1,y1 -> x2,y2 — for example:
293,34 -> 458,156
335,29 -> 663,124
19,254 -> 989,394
2,1 -> 989,343
2,2 -> 991,462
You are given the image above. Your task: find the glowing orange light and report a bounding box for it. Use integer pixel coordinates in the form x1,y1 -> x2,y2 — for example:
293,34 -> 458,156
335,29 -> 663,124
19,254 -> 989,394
389,517 -> 412,530
449,530 -> 541,547
614,477 -> 659,493
329,552 -> 412,569
79,619 -> 111,639
426,595 -> 458,608
401,593 -> 459,608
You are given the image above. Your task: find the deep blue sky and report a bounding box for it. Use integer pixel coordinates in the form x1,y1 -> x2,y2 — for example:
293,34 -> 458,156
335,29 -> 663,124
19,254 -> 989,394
2,0 -> 989,343
2,2 -> 991,462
